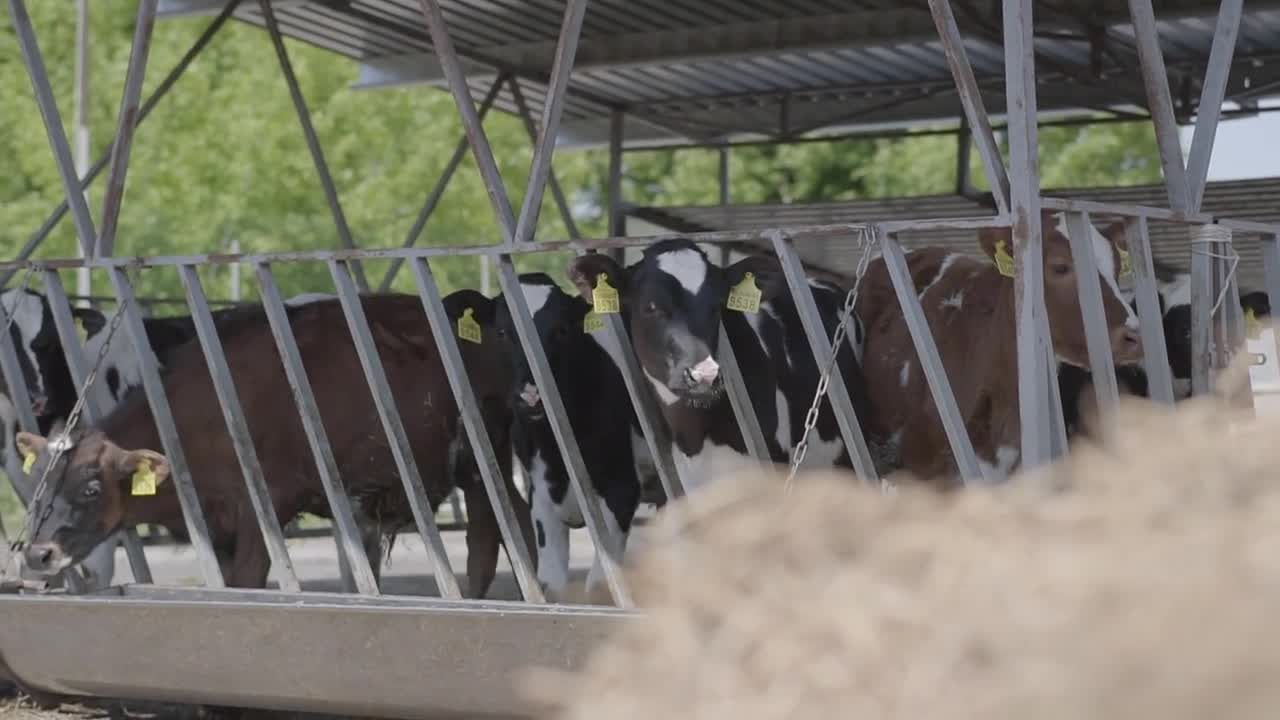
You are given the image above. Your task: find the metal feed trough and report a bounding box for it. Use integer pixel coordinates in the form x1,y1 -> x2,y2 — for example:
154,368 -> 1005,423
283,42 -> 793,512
0,0 -> 1277,716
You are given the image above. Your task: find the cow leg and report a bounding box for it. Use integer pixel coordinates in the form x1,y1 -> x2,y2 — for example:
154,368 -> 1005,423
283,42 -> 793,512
459,476 -> 501,600
585,486 -> 638,605
530,471 -> 572,600
335,520 -> 383,591
226,512 -> 272,589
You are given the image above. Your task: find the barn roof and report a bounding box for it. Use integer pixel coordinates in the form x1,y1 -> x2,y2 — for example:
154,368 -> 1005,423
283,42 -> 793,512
627,176 -> 1280,290
158,0 -> 1280,149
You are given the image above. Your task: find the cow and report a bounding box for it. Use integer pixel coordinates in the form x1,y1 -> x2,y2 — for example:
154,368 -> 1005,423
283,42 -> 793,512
11,292 -> 532,598
857,211 -> 1143,486
0,289 -> 331,590
565,240 -> 879,495
494,272 -> 658,600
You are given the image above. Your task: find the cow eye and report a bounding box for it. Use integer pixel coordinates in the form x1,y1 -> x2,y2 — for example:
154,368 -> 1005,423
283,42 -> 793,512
82,481 -> 101,500
1050,263 -> 1071,276
644,301 -> 660,316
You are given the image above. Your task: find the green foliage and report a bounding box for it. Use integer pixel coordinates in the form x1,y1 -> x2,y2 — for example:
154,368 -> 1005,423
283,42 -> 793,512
1,6 -> 1161,310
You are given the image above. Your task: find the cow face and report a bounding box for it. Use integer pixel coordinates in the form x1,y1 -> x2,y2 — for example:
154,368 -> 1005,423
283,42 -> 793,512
493,274 -> 587,422
13,430 -> 169,575
1152,278 -> 1270,386
979,214 -> 1141,369
568,241 -> 785,405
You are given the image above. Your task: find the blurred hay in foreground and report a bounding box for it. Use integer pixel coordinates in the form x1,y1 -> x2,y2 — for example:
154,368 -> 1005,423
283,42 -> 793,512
526,354 -> 1280,720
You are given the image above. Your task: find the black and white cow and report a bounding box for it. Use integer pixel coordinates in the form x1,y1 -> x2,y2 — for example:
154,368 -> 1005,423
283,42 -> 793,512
0,289 -> 333,588
566,240 -> 878,494
494,273 -> 657,598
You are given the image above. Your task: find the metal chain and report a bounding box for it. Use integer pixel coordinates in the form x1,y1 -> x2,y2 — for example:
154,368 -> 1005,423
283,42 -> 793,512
784,227 -> 884,493
7,287 -> 132,567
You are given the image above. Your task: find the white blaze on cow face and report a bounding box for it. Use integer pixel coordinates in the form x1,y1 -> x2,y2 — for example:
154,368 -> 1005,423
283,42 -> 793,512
656,248 -> 709,296
520,383 -> 540,408
520,282 -> 555,316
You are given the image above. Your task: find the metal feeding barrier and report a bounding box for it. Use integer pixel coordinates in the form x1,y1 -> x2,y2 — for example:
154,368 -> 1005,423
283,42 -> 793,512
0,0 -> 1277,717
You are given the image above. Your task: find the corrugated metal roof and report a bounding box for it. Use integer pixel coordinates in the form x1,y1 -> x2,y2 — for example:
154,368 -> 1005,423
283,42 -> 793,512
158,0 -> 1280,149
629,176 -> 1280,291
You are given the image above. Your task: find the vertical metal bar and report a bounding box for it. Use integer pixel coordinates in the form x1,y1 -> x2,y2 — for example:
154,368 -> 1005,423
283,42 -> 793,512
1043,343 -> 1068,458
0,0 -> 238,288
1003,0 -> 1052,467
1127,0 -> 1190,211
418,0 -> 518,240
408,258 -> 544,603
509,79 -> 581,240
1223,259 -> 1255,411
512,0 -> 588,246
1063,212 -> 1120,431
1190,225 -> 1218,394
0,309 -> 38,501
41,271 -> 154,583
718,146 -> 730,207
8,0 -> 98,259
107,267 -> 225,588
1263,235 -> 1280,381
260,0 -> 369,291
769,232 -> 879,482
377,75 -> 506,293
716,321 -> 773,464
177,265 -> 300,593
878,229 -> 989,484
954,118 -> 973,196
97,0 -> 159,258
327,260 -> 462,600
608,109 -> 625,241
1125,217 -> 1176,404
928,0 -> 1011,214
73,0 -> 91,299
495,257 -> 633,607
1185,0 -> 1243,213
255,265 -> 379,596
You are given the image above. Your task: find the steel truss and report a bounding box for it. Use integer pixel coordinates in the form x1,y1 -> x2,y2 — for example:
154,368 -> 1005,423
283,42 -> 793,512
0,0 -> 1278,716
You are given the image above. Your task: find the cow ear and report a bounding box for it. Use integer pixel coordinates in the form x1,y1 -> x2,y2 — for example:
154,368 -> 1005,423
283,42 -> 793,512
977,225 -> 1013,262
1241,291 -> 1271,318
724,255 -> 786,302
114,447 -> 172,494
1102,220 -> 1128,248
15,432 -> 47,459
568,253 -> 627,305
71,308 -> 107,339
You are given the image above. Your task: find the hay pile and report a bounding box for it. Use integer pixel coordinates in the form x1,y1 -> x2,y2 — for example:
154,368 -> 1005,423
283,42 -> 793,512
527,374 -> 1280,720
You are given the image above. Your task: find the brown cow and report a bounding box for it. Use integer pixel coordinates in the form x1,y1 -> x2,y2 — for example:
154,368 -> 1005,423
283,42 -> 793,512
858,212 -> 1141,485
13,292 -> 533,597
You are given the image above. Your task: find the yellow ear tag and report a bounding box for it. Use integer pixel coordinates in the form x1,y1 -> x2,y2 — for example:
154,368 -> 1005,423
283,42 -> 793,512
726,272 -> 763,314
1117,247 -> 1133,278
75,317 -> 88,344
1245,307 -> 1264,340
457,308 -> 482,345
583,310 -> 605,334
993,240 -> 1015,278
592,276 -> 620,315
22,452 -> 35,474
131,460 -> 157,497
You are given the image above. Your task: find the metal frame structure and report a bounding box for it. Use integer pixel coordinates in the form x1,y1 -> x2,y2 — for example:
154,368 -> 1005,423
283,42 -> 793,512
1,0 -> 1278,716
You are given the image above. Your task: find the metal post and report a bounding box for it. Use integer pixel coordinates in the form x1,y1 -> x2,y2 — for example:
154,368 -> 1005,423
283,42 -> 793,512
769,231 -> 880,483
1125,217 -> 1176,404
1127,0 -> 1190,212
1003,0 -> 1052,467
509,79 -> 582,241
1186,0 -> 1244,212
608,109 -> 625,242
255,265 -> 379,595
1,0 -> 238,287
107,268 -> 225,588
716,322 -> 773,465
260,0 -> 369,291
327,260 -> 462,600
1263,235 -> 1280,381
407,258 -> 544,603
0,311 -> 40,501
929,0 -> 1011,214
878,229 -> 988,483
377,75 -> 506,292
98,0 -> 160,258
1190,224 -> 1224,394
419,0 -> 635,606
1064,212 -> 1121,433
8,0 -> 98,259
718,146 -> 730,207
512,0 -> 588,246
40,271 -> 154,583
177,265 -> 301,593
73,0 -> 92,302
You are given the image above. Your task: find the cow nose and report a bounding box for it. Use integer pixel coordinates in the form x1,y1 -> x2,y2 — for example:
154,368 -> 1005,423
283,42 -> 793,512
686,356 -> 720,385
23,543 -> 62,574
29,394 -> 47,416
519,383 -> 540,407
1112,327 -> 1142,363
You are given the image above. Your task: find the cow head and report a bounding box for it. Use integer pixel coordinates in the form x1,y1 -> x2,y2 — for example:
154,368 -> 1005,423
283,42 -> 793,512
13,429 -> 169,575
568,241 -> 786,405
493,274 -> 588,422
440,289 -> 511,411
1150,275 -> 1271,387
978,213 -> 1142,369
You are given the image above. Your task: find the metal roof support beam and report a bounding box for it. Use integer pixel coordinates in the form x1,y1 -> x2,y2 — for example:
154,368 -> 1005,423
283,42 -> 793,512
1185,0 -> 1244,214
1127,0 -> 1191,212
260,0 -> 369,292
418,0 -> 634,607
1,0 -> 236,286
1003,0 -> 1054,469
98,0 -> 159,259
7,0 -> 99,260
509,79 -> 581,241
377,74 -> 506,293
928,0 -> 1010,216
608,109 -> 625,242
